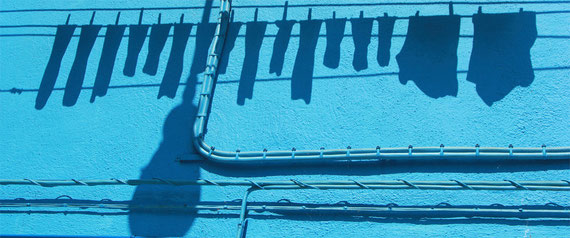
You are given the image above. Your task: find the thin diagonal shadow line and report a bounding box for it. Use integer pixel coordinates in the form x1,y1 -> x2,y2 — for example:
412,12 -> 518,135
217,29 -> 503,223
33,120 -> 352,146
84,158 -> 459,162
2,66 -> 568,94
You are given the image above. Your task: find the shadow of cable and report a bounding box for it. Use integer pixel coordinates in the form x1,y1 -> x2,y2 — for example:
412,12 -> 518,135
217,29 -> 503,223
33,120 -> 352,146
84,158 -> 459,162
200,159 -> 570,177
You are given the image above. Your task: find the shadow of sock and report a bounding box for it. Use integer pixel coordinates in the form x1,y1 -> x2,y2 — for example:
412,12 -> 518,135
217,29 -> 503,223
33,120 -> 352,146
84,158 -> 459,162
158,23 -> 193,99
123,24 -> 150,77
237,20 -> 267,105
350,15 -> 374,71
35,24 -> 76,110
291,18 -> 322,104
467,11 -> 537,106
218,22 -> 243,75
323,18 -> 346,69
143,23 -> 172,76
62,24 -> 102,107
269,19 -> 295,75
376,16 -> 396,67
90,24 -> 126,102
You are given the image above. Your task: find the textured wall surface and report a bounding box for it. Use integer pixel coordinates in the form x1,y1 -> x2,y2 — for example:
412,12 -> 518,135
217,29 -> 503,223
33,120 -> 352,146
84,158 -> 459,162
1,0 -> 569,237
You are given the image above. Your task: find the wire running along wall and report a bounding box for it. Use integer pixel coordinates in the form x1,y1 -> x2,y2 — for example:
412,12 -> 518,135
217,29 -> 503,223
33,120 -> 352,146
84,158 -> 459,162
1,1 -> 569,237
0,1 -> 568,163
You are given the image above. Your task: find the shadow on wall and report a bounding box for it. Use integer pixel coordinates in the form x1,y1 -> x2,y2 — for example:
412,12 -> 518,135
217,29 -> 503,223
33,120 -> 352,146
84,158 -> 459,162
291,9 -> 322,104
237,9 -> 267,105
33,4 -> 540,108
128,1 -> 215,237
396,12 -> 460,99
35,20 -> 76,110
351,11 -> 374,71
467,10 -> 537,106
323,13 -> 346,69
90,15 -> 126,102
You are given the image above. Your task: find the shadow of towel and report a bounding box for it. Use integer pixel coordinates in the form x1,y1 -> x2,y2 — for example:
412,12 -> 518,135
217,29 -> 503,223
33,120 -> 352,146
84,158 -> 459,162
467,11 -> 537,106
396,14 -> 460,98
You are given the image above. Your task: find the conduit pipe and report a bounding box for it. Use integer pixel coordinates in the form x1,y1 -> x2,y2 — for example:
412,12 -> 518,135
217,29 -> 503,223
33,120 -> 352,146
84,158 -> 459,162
2,201 -> 569,219
192,0 -> 570,165
3,179 -> 569,191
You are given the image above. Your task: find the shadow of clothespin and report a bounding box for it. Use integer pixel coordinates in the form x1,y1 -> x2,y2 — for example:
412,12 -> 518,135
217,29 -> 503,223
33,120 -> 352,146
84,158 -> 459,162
115,12 -> 121,25
90,11 -> 95,25
282,1 -> 288,20
138,8 -> 144,25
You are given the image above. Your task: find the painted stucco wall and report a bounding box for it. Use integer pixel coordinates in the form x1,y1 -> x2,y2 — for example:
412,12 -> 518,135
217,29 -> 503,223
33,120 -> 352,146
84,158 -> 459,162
1,0 -> 569,237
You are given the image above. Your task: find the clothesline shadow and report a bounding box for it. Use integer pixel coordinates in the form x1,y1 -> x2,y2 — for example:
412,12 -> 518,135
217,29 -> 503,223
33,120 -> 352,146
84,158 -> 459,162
35,6 -> 540,108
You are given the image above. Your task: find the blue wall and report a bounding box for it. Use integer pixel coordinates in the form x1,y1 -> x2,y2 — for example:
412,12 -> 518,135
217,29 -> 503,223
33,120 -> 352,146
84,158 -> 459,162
1,0 -> 569,237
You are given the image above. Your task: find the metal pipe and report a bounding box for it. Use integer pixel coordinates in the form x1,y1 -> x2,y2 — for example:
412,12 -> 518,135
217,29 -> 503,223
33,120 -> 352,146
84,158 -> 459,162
191,0 -> 570,165
2,179 -> 569,191
3,201 -> 568,219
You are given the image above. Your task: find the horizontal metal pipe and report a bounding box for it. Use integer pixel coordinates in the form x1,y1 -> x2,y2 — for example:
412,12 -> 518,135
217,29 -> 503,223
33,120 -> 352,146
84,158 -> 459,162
2,179 -> 569,191
189,0 -> 570,166
2,202 -> 568,219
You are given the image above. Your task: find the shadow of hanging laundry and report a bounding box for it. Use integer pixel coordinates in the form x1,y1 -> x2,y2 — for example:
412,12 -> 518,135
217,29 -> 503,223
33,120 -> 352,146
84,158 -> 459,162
237,9 -> 267,105
62,23 -> 102,107
35,24 -> 76,110
189,23 -> 217,75
269,2 -> 295,76
467,11 -> 537,106
376,15 -> 396,67
269,20 -> 295,76
123,24 -> 150,77
90,24 -> 126,102
350,12 -> 374,71
218,20 -> 243,75
143,19 -> 172,76
396,13 -> 460,98
291,9 -> 322,104
158,22 -> 192,99
323,14 -> 346,69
